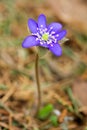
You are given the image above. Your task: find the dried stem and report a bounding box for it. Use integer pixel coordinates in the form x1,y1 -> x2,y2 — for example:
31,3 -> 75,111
35,53 -> 41,116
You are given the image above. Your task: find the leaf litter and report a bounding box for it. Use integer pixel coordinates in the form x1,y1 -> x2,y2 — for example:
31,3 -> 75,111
0,0 -> 87,129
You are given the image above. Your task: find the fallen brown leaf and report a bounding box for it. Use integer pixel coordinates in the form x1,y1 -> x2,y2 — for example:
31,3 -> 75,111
72,79 -> 87,106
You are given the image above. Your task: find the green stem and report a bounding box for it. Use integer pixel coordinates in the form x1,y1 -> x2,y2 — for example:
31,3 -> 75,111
35,53 -> 41,116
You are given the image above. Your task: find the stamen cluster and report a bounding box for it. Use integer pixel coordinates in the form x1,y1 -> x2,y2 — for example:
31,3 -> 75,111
32,25 -> 59,47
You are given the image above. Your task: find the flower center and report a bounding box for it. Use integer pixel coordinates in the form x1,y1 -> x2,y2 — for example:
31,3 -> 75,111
42,33 -> 49,41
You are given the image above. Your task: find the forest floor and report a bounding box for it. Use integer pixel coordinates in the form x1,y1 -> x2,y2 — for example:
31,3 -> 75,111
0,0 -> 87,129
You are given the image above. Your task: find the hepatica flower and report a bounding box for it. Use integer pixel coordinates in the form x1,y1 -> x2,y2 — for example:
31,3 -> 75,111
22,14 -> 67,56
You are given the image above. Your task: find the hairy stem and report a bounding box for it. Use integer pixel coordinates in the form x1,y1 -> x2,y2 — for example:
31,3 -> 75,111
35,53 -> 41,116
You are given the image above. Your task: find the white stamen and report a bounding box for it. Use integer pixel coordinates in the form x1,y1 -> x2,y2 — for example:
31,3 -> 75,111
56,34 -> 59,37
51,44 -> 53,47
41,25 -> 43,27
50,27 -> 53,30
47,41 -> 51,44
36,38 -> 38,41
51,31 -> 55,34
54,40 -> 57,43
51,36 -> 55,39
40,42 -> 43,45
45,28 -> 47,31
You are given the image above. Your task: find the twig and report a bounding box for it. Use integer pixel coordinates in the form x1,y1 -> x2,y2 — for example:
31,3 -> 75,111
1,86 -> 17,103
0,102 -> 13,116
9,115 -> 12,130
0,122 -> 9,129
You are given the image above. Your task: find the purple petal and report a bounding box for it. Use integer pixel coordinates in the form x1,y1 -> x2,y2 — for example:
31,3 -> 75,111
22,36 -> 39,48
56,30 -> 67,41
48,22 -> 62,33
38,42 -> 48,48
38,14 -> 47,28
28,19 -> 38,33
49,43 -> 62,56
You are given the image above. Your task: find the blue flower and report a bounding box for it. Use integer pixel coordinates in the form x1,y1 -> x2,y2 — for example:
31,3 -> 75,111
22,14 -> 67,56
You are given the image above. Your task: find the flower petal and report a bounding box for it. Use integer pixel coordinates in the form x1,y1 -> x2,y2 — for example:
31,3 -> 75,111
22,36 -> 39,48
28,19 -> 38,33
49,43 -> 62,56
38,42 -> 48,48
38,14 -> 47,28
48,22 -> 62,33
56,30 -> 67,41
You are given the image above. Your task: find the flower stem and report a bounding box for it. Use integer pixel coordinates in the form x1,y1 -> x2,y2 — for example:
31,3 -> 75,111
35,53 -> 41,117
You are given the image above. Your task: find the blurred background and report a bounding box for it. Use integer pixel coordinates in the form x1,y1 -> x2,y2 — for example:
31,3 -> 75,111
0,0 -> 87,129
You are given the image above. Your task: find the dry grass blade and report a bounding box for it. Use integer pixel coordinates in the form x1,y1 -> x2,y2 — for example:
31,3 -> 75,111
0,122 -> 9,129
1,86 -> 17,103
